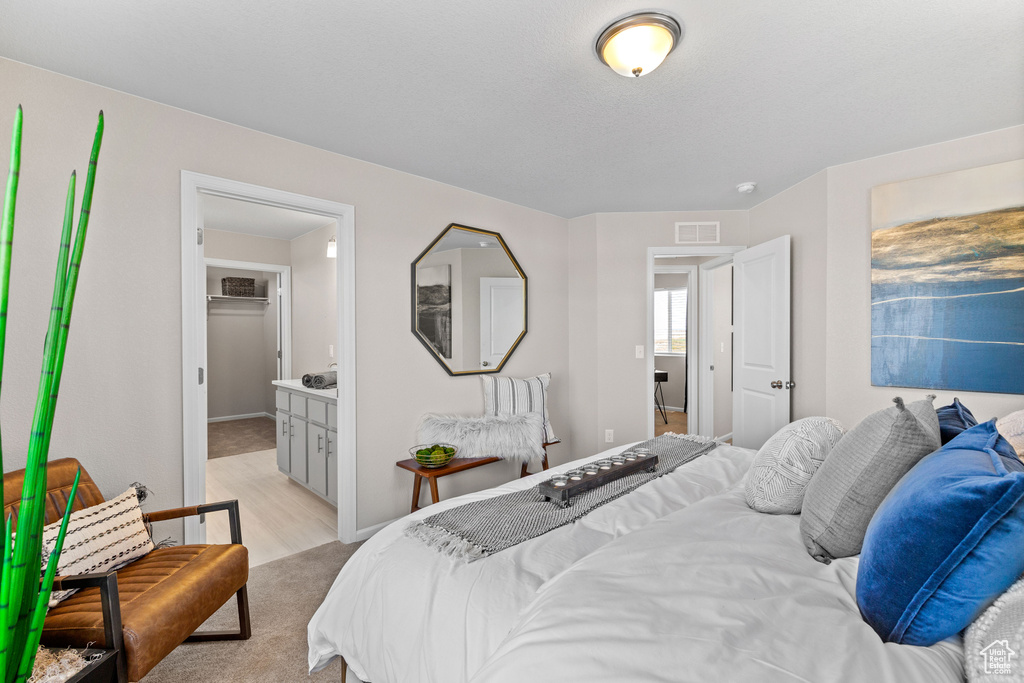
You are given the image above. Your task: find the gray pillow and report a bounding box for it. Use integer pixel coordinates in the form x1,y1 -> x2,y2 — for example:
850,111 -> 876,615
799,395 -> 940,563
745,417 -> 846,514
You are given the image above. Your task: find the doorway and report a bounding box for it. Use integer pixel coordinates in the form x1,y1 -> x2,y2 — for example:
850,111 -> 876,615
646,239 -> 792,448
646,246 -> 743,441
181,172 -> 358,547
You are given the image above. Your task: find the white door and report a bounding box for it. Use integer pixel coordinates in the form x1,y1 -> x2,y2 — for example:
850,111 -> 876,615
732,235 -> 791,449
480,277 -> 524,369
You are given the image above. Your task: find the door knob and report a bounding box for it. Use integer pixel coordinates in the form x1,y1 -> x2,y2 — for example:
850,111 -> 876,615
770,380 -> 783,389
785,380 -> 796,389
481,361 -> 490,367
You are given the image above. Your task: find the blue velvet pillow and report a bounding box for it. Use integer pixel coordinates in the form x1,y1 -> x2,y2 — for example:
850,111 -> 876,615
936,397 -> 978,444
856,420 -> 1024,646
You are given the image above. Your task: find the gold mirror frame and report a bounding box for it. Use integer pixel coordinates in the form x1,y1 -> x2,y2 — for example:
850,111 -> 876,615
411,224 -> 527,376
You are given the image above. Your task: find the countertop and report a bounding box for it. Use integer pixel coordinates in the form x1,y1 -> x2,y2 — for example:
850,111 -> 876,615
272,379 -> 338,401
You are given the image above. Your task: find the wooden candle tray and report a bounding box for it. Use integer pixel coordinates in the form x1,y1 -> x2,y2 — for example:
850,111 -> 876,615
538,453 -> 659,507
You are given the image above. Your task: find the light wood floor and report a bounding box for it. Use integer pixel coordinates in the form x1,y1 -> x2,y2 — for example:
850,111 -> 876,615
206,448 -> 338,568
655,409 -> 688,437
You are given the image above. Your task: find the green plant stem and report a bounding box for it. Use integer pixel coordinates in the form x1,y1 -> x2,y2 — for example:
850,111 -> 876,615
0,105 -> 23,501
6,110 -> 103,682
0,515 -> 13,680
15,470 -> 79,682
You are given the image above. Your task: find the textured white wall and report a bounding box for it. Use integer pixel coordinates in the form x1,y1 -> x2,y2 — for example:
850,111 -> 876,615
748,170 -> 829,421
588,211 -> 750,451
711,265 -> 733,438
0,58 -> 571,534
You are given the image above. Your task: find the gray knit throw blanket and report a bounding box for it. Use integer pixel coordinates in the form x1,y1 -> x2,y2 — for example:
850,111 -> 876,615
406,433 -> 718,561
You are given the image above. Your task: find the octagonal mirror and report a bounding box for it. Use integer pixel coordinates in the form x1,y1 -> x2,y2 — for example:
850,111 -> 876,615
412,224 -> 527,375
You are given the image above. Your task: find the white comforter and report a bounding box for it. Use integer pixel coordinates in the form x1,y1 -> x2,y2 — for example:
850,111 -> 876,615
307,442 -> 752,682
308,443 -> 965,683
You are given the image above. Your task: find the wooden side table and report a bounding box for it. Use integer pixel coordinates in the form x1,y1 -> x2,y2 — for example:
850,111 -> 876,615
396,457 -> 501,513
397,443 -> 555,513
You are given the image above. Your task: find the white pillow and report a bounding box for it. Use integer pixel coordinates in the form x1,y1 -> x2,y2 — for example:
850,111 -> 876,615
481,373 -> 558,444
997,409 -> 1024,459
965,574 -> 1024,681
42,486 -> 154,604
745,416 -> 845,514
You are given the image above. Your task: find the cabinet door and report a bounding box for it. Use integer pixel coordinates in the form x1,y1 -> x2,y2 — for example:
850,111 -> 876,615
290,415 -> 308,483
308,423 -> 329,497
276,411 -> 290,473
326,430 -> 338,505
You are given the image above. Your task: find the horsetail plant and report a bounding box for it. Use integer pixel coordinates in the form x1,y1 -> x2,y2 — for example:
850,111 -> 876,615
0,105 -> 104,682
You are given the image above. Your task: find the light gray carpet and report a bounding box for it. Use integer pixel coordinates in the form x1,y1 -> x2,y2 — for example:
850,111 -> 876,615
146,540 -> 362,682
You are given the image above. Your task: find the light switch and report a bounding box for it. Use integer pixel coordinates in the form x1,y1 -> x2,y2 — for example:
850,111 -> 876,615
329,345 -> 334,358
635,345 -> 644,359
721,342 -> 725,353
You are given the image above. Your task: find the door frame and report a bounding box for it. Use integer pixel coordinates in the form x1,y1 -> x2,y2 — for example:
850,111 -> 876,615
646,246 -> 744,440
181,171 -> 358,544
205,258 -> 293,383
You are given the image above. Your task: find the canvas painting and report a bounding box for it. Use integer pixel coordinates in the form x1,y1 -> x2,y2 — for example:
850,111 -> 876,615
870,159 -> 1024,394
416,264 -> 452,359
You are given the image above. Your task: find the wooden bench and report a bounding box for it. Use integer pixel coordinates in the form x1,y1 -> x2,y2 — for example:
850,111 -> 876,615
396,444 -> 553,513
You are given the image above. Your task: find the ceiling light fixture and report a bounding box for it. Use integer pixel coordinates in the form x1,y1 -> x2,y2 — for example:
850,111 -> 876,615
326,236 -> 337,258
596,12 -> 681,78
736,182 -> 758,194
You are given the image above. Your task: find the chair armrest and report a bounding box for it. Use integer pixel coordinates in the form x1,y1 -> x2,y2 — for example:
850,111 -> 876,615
144,499 -> 244,544
49,571 -> 125,671
52,571 -> 116,592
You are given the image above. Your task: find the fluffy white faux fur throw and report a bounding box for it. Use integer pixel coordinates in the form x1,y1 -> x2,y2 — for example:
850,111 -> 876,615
418,412 -> 545,464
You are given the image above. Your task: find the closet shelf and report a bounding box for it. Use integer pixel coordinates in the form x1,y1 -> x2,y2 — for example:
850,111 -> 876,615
207,295 -> 270,304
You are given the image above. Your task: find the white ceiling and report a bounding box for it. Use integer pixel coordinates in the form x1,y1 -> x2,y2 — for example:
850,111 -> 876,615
3,1 -> 1022,218
202,194 -> 334,240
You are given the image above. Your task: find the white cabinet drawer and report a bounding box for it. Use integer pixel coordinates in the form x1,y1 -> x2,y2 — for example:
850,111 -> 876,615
308,398 -> 328,426
275,390 -> 290,412
290,395 -> 307,418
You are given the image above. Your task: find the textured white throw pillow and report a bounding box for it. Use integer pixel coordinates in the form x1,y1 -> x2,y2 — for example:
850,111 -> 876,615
965,574 -> 1024,681
997,409 -> 1024,459
745,416 -> 846,514
42,486 -> 154,604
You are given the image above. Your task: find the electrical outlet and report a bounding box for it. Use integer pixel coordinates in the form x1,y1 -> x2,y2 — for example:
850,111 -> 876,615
635,345 -> 644,359
605,429 -> 614,443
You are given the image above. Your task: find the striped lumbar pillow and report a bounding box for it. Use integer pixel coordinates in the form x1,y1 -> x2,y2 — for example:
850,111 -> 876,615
42,486 -> 155,604
481,372 -> 558,444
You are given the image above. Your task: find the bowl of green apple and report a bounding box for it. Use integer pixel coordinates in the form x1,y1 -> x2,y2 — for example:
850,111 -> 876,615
410,443 -> 458,468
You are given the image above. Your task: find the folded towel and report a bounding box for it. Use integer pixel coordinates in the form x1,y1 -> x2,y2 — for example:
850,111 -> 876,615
311,371 -> 337,390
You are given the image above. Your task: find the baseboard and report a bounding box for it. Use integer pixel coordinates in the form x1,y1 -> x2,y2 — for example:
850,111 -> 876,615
353,518 -> 398,542
207,412 -> 274,423
716,431 -> 733,442
663,406 -> 686,413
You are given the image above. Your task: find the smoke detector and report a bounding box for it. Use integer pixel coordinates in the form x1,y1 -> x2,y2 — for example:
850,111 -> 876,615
736,182 -> 757,194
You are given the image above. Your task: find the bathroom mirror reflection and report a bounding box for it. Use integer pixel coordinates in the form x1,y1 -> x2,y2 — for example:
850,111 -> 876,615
412,224 -> 527,375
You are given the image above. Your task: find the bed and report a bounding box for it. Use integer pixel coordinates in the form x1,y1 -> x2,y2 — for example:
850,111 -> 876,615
307,440 -> 965,683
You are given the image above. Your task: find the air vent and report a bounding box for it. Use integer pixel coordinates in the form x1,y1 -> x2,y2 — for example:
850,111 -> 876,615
675,222 -> 720,244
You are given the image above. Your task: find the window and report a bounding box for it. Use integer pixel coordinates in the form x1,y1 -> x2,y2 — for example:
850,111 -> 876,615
654,288 -> 687,354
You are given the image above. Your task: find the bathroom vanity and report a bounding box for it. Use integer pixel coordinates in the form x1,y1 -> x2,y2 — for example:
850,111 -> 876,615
273,379 -> 338,506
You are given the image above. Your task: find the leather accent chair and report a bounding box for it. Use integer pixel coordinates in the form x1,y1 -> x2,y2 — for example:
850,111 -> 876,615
3,458 -> 251,682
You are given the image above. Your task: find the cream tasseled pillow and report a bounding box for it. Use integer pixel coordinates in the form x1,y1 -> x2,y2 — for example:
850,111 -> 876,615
43,486 -> 154,604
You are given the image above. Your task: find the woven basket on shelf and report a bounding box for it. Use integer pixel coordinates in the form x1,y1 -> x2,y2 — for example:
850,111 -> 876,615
222,277 -> 255,297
